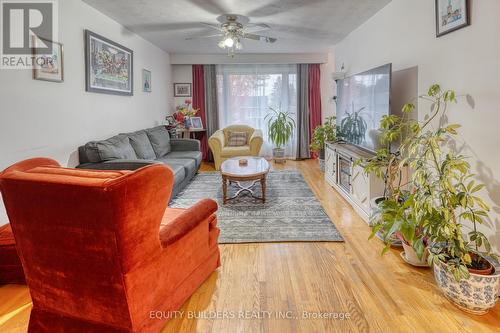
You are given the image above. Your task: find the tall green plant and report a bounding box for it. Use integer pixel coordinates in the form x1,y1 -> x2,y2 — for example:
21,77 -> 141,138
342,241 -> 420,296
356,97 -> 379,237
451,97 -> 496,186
400,84 -> 496,281
265,107 -> 295,148
359,110 -> 415,199
310,116 -> 336,153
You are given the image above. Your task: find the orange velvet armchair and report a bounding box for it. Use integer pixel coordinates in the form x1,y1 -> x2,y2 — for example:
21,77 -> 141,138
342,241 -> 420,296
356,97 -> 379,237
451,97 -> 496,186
0,158 -> 220,332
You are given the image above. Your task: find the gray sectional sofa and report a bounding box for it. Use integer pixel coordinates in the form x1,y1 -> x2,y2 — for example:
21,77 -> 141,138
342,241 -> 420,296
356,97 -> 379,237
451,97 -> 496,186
77,126 -> 202,197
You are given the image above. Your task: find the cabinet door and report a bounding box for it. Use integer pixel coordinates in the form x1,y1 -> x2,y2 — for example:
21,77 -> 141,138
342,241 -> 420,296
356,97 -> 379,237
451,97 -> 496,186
324,147 -> 336,185
351,165 -> 370,213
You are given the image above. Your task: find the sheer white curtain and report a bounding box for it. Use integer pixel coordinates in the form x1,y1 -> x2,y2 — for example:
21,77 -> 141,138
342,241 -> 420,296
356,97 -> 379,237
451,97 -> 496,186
216,64 -> 297,157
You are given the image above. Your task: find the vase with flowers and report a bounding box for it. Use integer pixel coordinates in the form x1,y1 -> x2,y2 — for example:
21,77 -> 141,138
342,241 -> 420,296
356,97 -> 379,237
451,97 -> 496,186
174,99 -> 199,129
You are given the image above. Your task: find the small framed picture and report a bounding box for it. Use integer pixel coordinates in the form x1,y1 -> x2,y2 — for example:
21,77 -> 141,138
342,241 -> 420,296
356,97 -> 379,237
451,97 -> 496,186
435,0 -> 470,37
190,116 -> 203,129
33,37 -> 64,82
142,69 -> 151,92
174,83 -> 192,97
165,115 -> 176,126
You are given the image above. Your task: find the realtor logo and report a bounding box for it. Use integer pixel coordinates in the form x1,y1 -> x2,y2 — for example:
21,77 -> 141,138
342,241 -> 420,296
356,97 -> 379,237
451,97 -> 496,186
1,0 -> 58,69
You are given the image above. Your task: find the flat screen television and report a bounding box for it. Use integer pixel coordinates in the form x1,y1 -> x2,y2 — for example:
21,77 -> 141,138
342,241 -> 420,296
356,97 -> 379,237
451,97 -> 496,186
336,63 -> 392,152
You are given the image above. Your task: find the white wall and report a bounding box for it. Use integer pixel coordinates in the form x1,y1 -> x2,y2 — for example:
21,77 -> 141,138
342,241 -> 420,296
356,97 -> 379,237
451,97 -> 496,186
320,52 -> 336,123
0,0 -> 173,224
334,0 -> 500,252
172,65 -> 193,111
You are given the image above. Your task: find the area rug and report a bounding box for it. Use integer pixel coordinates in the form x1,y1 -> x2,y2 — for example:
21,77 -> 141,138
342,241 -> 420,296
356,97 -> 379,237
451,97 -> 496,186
169,170 -> 343,244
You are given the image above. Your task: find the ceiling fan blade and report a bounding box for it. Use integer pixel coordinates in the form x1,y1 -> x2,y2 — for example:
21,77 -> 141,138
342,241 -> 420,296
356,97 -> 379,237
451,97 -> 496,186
186,0 -> 230,15
186,33 -> 223,41
199,22 -> 224,31
243,33 -> 277,43
244,23 -> 271,34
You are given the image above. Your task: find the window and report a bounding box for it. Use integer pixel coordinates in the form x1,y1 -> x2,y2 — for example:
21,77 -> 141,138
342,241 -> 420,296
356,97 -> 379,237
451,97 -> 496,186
217,64 -> 297,157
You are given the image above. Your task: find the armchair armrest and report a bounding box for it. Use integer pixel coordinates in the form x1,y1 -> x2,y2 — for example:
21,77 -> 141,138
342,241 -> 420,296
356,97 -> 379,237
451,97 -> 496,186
77,159 -> 159,171
160,199 -> 218,247
249,129 -> 264,156
170,139 -> 200,152
208,130 -> 225,150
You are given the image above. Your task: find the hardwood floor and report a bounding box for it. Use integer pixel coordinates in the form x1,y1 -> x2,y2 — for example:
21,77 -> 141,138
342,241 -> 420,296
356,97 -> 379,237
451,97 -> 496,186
1,160 -> 498,332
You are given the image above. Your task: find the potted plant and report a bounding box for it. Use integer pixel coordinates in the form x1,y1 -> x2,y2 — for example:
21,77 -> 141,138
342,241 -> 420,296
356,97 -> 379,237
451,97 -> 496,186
358,110 -> 415,248
370,192 -> 429,266
401,84 -> 499,314
265,107 -> 295,163
310,116 -> 336,171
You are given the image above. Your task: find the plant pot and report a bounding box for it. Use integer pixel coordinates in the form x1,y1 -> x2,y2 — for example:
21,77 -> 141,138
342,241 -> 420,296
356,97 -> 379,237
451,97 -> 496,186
273,148 -> 286,164
433,257 -> 500,315
468,253 -> 494,275
401,242 -> 429,267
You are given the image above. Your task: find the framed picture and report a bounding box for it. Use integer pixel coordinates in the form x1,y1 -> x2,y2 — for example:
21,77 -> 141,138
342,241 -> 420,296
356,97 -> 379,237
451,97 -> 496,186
32,37 -> 64,82
165,115 -> 176,126
190,116 -> 203,130
174,83 -> 191,97
435,0 -> 470,37
85,30 -> 133,96
142,69 -> 151,92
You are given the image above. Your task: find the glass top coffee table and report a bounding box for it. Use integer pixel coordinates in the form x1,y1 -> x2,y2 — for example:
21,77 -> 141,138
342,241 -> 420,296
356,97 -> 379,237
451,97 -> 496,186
220,157 -> 270,204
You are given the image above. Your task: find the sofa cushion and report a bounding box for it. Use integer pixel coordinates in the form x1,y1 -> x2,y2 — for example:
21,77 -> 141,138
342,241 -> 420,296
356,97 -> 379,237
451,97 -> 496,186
158,157 -> 197,177
162,163 -> 185,186
145,126 -> 171,158
164,151 -> 202,167
227,131 -> 248,147
124,131 -> 156,160
82,142 -> 101,163
220,146 -> 251,157
96,135 -> 137,161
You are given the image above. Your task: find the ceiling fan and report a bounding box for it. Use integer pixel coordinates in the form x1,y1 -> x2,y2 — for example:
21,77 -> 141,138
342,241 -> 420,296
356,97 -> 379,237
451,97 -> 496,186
186,14 -> 277,56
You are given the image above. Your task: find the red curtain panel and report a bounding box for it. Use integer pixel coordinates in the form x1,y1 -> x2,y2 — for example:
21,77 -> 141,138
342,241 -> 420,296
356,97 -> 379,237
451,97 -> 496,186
192,65 -> 208,161
308,64 -> 322,158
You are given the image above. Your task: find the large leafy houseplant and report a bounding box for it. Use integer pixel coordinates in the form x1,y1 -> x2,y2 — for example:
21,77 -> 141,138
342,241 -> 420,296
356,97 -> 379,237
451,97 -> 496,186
360,109 -> 415,199
365,108 -> 428,261
310,116 -> 336,159
398,84 -> 497,280
265,107 -> 295,161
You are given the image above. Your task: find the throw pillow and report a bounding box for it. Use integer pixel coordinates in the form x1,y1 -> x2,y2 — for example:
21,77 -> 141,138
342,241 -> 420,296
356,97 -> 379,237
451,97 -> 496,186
145,126 -> 171,157
227,131 -> 248,147
96,135 -> 137,161
124,131 -> 156,160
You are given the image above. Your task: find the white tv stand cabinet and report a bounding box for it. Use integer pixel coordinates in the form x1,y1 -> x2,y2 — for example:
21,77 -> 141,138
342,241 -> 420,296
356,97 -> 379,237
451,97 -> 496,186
324,142 -> 385,224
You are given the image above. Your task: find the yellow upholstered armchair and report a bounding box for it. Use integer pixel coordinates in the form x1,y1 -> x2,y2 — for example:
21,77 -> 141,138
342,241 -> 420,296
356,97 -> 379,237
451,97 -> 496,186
208,125 -> 263,170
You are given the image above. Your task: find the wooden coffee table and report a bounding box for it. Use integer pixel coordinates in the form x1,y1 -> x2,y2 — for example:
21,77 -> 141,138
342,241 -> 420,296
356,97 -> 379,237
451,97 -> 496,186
220,157 -> 270,204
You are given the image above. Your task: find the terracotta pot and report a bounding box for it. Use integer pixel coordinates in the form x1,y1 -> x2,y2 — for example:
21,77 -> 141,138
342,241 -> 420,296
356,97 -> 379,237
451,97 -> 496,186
433,257 -> 499,315
468,253 -> 493,275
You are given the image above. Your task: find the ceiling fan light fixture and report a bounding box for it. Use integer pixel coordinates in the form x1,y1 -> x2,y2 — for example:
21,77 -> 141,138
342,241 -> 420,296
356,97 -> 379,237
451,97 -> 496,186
223,37 -> 234,48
